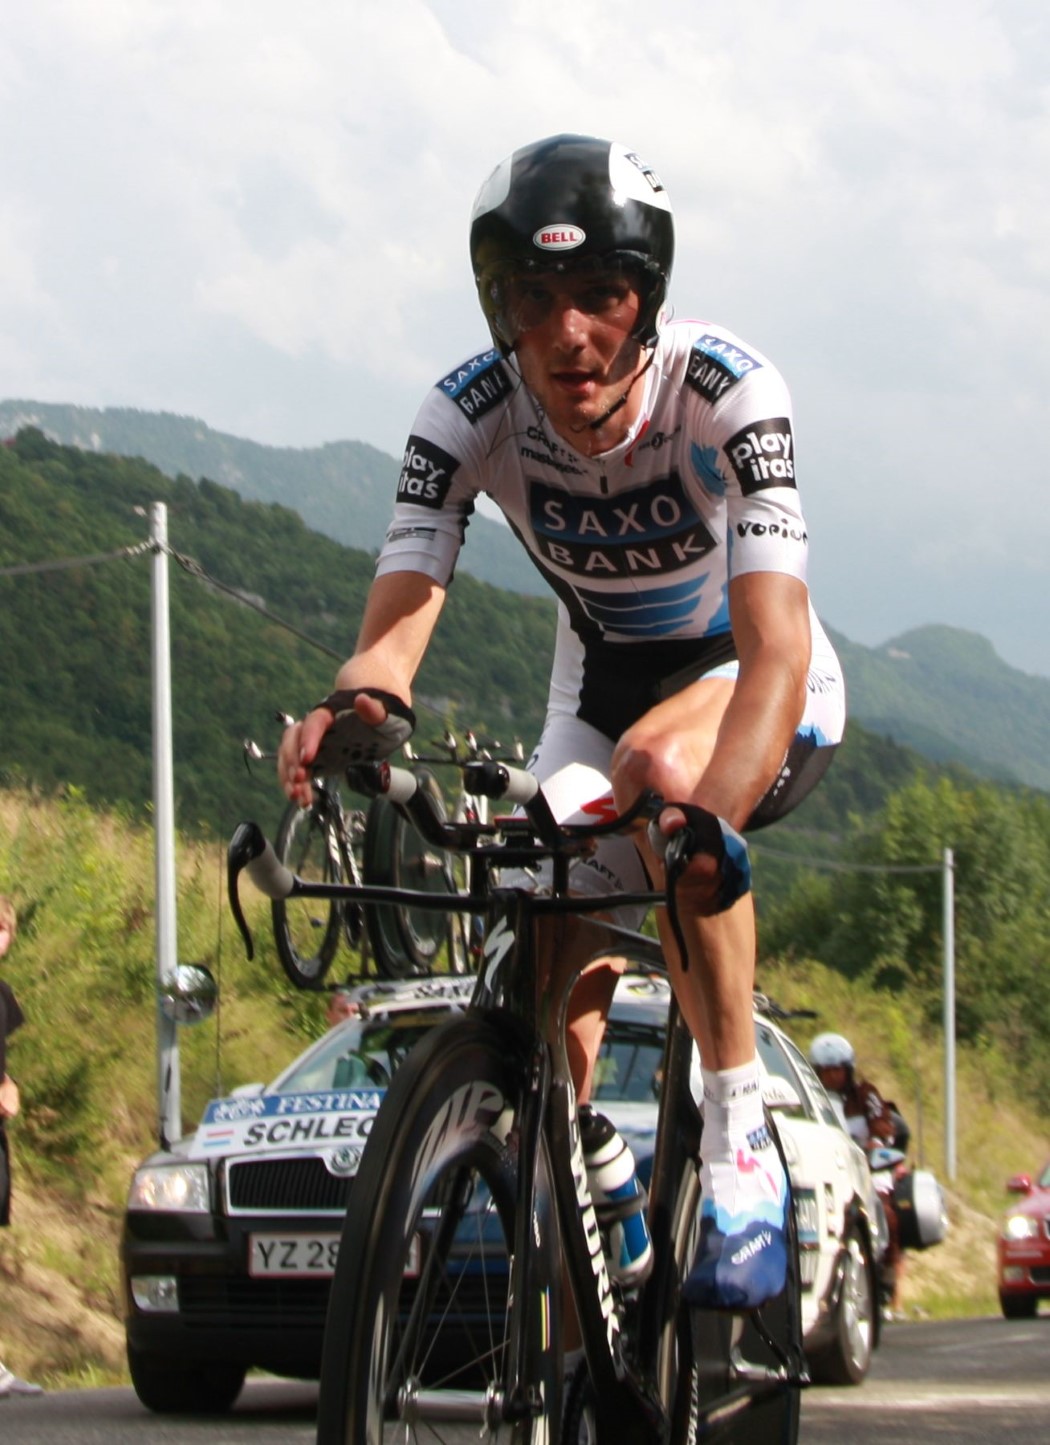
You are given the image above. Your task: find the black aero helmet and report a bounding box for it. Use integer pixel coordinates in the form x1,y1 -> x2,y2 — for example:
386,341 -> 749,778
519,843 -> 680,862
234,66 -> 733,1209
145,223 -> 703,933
470,134 -> 674,354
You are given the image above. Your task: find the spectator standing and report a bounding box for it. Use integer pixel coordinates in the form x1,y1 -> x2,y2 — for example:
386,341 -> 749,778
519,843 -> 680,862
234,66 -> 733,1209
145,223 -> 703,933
0,895 -> 44,1398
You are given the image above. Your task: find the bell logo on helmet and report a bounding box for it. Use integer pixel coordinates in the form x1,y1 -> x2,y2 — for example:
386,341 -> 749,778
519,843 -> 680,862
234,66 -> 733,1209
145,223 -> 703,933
533,224 -> 586,251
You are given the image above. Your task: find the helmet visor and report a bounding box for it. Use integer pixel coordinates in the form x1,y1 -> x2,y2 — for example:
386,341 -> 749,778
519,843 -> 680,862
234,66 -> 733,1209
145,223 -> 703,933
484,253 -> 654,347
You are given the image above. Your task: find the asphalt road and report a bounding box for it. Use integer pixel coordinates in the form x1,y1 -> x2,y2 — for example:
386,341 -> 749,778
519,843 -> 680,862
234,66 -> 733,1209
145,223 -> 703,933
1,1315 -> 1048,1443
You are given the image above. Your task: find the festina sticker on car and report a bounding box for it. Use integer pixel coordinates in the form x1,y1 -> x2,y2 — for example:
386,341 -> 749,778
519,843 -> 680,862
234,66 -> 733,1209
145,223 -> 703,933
191,1090 -> 383,1156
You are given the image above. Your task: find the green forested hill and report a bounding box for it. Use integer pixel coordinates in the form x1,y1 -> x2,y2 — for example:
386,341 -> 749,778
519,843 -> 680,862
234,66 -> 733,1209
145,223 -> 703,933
828,625 -> 1050,792
0,426 -> 1024,854
0,428 -> 555,839
0,399 -> 543,598
6,399 -> 1050,793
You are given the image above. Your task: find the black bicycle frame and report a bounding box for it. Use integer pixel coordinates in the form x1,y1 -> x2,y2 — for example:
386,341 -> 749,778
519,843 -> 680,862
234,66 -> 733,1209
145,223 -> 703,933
228,767 -> 805,1442
469,883 -> 693,1441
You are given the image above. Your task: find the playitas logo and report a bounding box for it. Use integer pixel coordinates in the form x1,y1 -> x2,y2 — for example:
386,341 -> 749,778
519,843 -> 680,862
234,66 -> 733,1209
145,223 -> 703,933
724,419 -> 796,496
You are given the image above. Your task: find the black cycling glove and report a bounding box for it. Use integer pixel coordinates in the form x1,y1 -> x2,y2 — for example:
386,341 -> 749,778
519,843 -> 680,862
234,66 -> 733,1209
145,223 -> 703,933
310,688 -> 416,771
648,804 -> 752,912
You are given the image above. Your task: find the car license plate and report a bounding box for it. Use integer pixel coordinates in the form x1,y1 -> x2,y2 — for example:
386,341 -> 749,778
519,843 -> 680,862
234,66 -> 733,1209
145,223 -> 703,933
249,1232 -> 341,1277
248,1232 -> 421,1278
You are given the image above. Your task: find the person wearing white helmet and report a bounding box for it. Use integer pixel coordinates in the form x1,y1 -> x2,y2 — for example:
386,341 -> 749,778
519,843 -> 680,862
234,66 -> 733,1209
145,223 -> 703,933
279,134 -> 846,1312
809,1030 -> 909,1315
808,1032 -> 897,1151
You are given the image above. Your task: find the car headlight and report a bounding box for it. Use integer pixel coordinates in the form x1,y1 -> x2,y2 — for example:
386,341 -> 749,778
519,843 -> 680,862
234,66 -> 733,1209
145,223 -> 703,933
1002,1214 -> 1040,1241
128,1162 -> 211,1213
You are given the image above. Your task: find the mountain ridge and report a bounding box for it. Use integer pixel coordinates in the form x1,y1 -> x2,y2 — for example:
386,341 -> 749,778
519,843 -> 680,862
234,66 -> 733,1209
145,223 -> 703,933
3,399 -> 1048,794
0,398 -> 545,597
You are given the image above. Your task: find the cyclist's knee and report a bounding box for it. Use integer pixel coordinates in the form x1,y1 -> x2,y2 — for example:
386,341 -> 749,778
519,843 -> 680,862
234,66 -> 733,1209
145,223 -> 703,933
611,726 -> 698,812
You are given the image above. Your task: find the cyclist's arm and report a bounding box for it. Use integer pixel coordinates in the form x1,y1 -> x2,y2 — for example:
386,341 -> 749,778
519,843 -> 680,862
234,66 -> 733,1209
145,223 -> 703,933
692,569 -> 810,830
279,570 -> 446,805
335,569 -> 446,707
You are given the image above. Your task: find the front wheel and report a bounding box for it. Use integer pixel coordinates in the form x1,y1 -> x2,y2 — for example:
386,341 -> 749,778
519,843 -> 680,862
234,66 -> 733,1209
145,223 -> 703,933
317,1015 -> 561,1444
127,1345 -> 245,1414
1000,1292 -> 1038,1319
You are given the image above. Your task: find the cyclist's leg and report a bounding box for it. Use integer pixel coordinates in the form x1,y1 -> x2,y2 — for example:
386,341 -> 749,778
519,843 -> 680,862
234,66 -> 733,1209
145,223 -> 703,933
610,641 -> 844,1311
565,956 -> 624,1103
317,1014 -> 560,1444
518,713 -> 651,1102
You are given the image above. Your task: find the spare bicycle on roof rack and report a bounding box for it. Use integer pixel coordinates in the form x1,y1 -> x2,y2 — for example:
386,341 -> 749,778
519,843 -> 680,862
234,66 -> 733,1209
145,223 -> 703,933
243,716 -> 523,988
229,721 -> 807,1445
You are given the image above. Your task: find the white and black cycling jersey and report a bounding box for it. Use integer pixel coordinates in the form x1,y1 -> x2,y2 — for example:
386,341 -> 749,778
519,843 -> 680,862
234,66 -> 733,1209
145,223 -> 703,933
378,317 -> 840,745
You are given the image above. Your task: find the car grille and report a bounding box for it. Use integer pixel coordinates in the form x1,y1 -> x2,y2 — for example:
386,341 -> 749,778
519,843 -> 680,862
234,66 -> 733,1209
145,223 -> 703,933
180,1276 -> 331,1326
1031,1266 -> 1050,1284
177,1270 -> 506,1331
226,1156 -> 352,1215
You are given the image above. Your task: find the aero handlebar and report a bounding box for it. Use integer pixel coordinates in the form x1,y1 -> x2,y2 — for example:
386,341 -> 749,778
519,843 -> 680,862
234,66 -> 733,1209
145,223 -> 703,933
227,755 -> 751,966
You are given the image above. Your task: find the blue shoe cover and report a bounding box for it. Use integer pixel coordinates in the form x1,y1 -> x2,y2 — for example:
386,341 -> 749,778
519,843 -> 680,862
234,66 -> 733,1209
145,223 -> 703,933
682,1198 -> 789,1311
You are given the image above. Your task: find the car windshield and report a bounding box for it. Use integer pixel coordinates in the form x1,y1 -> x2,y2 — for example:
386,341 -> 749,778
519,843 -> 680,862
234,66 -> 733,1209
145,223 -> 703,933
1039,1162 -> 1050,1188
269,1013 -> 446,1094
591,1019 -> 665,1104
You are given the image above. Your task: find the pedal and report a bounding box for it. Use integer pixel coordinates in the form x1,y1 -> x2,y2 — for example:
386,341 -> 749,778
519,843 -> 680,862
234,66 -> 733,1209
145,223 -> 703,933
689,1305 -> 809,1396
731,1305 -> 810,1389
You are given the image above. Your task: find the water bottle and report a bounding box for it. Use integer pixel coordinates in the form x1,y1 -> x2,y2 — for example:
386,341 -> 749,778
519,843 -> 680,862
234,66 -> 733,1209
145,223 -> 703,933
579,1104 -> 653,1286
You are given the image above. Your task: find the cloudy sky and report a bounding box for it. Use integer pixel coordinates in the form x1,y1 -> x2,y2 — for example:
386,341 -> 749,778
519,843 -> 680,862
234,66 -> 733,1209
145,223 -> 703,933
2,1 -> 1048,676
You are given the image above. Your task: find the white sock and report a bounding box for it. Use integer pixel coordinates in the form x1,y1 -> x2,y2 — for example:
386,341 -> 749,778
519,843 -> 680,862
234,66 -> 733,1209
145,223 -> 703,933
700,1060 -> 785,1226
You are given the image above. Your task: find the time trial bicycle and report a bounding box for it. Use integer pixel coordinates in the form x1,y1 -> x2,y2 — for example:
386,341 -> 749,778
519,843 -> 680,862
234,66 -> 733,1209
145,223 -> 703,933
228,745 -> 807,1444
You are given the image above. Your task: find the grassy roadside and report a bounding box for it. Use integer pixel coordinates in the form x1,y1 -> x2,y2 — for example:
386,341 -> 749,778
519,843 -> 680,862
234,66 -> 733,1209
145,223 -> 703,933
1,785 -> 1046,1387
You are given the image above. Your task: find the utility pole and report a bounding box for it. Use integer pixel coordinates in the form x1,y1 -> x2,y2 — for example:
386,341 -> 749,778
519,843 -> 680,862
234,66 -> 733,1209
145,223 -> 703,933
150,501 -> 182,1147
943,847 -> 956,1181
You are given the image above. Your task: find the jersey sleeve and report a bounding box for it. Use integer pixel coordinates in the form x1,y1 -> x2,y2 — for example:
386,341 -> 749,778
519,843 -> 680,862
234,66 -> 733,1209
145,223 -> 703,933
689,335 -> 810,587
374,382 -> 485,588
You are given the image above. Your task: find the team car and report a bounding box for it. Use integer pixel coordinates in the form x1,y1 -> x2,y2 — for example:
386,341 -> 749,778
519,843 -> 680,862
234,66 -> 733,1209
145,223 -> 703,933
121,975 -> 477,1412
121,973 -> 883,1413
998,1163 -> 1050,1318
591,977 -> 885,1387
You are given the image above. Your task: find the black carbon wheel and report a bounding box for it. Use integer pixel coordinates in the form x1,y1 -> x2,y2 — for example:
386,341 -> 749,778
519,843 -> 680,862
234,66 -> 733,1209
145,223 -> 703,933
317,1016 -> 561,1443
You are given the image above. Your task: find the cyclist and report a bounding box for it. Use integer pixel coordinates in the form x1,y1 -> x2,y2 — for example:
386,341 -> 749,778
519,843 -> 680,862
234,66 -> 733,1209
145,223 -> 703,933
809,1031 -> 906,1314
279,134 -> 845,1312
808,1033 -> 898,1153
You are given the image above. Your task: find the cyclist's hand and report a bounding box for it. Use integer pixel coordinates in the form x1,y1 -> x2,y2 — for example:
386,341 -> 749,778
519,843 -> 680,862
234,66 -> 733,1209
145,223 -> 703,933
278,713 -> 322,807
649,804 -> 751,916
278,688 -> 416,805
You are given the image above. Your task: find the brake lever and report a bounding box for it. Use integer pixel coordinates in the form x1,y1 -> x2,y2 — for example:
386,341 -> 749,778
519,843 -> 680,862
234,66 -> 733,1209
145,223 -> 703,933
227,822 -> 265,959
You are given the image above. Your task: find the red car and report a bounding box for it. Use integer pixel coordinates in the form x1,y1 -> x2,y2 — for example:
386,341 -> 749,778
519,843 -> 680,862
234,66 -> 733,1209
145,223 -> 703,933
998,1163 -> 1050,1318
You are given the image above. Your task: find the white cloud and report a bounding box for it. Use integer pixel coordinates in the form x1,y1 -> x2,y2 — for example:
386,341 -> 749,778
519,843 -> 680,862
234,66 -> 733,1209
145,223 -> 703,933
1,0 -> 1049,673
